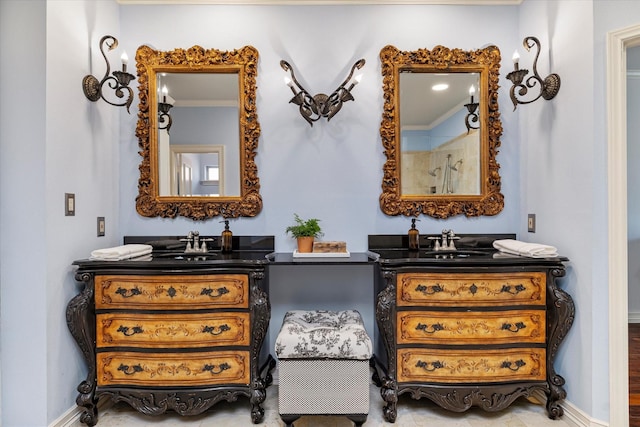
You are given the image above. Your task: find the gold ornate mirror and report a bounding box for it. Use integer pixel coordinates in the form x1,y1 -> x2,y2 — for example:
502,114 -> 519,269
135,45 -> 262,220
379,44 -> 503,218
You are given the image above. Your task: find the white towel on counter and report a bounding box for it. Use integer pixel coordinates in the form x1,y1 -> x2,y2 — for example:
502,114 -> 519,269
492,239 -> 558,258
90,244 -> 153,261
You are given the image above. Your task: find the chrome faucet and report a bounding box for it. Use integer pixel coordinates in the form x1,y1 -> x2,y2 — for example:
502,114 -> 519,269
181,231 -> 214,253
430,229 -> 460,251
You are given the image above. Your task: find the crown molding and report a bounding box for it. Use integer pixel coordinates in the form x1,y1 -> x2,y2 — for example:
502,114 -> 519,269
117,0 -> 522,5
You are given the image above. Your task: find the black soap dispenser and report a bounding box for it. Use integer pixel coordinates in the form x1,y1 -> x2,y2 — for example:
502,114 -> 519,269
220,220 -> 233,253
408,218 -> 420,251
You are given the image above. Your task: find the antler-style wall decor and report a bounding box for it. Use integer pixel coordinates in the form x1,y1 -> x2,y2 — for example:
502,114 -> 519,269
280,58 -> 365,126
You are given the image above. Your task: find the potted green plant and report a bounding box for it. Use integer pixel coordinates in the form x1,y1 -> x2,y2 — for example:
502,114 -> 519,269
285,213 -> 323,253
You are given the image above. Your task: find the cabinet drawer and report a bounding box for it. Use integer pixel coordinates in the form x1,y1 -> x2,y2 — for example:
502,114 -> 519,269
397,272 -> 545,307
96,312 -> 250,348
97,350 -> 250,387
95,275 -> 249,310
397,348 -> 546,383
397,310 -> 545,345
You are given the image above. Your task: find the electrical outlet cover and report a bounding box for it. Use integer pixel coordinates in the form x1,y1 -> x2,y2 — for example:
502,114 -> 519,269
527,214 -> 536,233
97,217 -> 105,237
65,193 -> 75,216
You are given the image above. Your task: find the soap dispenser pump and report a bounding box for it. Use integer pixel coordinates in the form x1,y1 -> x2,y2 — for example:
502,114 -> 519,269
408,218 -> 420,251
220,220 -> 233,253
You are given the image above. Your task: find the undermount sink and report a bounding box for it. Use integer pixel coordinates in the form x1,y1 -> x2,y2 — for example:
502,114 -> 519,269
421,249 -> 493,259
154,252 -> 219,260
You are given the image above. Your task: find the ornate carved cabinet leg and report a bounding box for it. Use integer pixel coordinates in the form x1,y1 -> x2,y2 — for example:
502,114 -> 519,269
376,271 -> 398,423
545,267 -> 575,419
250,271 -> 271,423
67,273 -> 99,426
381,377 -> 398,422
250,377 -> 266,423
76,381 -> 98,427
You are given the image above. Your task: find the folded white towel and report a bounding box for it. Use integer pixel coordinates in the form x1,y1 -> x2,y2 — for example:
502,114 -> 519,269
90,244 -> 153,261
492,239 -> 558,258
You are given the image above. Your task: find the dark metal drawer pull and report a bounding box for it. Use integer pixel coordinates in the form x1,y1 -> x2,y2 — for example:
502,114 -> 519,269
416,360 -> 444,372
415,323 -> 444,334
203,362 -> 231,375
118,363 -> 143,375
501,359 -> 526,371
202,324 -> 231,335
201,287 -> 230,298
501,322 -> 527,333
114,287 -> 142,298
415,284 -> 444,295
500,284 -> 526,295
117,325 -> 144,336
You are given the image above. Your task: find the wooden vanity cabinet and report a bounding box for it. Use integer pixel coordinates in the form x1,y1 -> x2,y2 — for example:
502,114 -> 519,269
67,264 -> 272,426
374,261 -> 574,422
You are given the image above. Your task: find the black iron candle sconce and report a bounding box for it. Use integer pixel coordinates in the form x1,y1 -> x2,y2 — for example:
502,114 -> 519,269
280,58 -> 365,126
158,85 -> 173,134
506,36 -> 561,111
464,85 -> 479,133
82,35 -> 135,113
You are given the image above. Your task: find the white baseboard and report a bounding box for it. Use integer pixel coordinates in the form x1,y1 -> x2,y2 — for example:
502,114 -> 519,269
629,311 -> 640,323
52,383 -> 606,426
532,390 -> 608,427
49,398 -> 112,427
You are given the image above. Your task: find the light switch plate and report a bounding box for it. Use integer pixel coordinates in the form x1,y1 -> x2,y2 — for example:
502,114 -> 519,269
65,193 -> 75,216
97,217 -> 105,237
527,214 -> 536,233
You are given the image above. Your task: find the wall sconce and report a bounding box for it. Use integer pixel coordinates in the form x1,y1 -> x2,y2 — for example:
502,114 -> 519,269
280,58 -> 365,126
82,35 -> 135,113
158,85 -> 173,133
464,85 -> 479,133
506,36 -> 561,111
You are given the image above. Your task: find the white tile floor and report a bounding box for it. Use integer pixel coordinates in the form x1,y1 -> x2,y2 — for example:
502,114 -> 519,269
71,384 -> 573,427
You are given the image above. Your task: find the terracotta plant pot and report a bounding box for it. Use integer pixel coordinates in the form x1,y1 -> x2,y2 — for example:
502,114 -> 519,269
296,236 -> 314,253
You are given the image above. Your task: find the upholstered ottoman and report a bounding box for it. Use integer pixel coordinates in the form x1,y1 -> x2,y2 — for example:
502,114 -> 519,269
275,310 -> 373,427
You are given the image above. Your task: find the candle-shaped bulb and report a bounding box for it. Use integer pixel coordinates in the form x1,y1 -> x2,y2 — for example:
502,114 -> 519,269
512,50 -> 520,70
354,73 -> 363,85
469,85 -> 475,103
121,51 -> 129,72
162,85 -> 168,103
284,76 -> 298,95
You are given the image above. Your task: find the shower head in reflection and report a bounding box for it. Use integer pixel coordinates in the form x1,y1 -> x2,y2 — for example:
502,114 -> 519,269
450,159 -> 463,171
428,167 -> 441,177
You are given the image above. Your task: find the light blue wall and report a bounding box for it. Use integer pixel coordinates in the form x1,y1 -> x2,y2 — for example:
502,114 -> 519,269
1,0 -> 121,425
2,0 -> 638,425
0,1 -> 48,425
171,106 -> 240,195
117,4 -> 521,248
518,0 -> 601,419
403,108 -> 469,152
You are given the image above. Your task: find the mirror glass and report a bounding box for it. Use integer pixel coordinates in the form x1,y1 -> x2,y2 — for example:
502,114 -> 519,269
379,45 -> 503,218
400,72 -> 480,195
135,45 -> 262,220
157,73 -> 239,197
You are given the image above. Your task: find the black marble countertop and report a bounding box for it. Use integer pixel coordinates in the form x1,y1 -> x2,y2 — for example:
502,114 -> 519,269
367,233 -> 568,266
73,234 -> 567,270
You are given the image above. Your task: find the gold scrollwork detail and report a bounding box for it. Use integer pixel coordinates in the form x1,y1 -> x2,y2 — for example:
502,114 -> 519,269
379,44 -> 503,218
135,44 -> 262,220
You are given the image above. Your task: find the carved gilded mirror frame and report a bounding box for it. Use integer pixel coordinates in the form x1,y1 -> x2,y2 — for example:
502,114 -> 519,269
135,45 -> 262,220
379,44 -> 503,218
